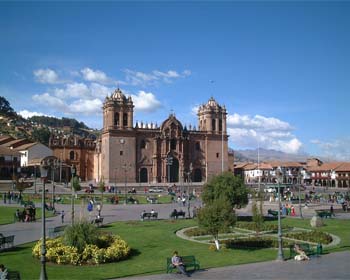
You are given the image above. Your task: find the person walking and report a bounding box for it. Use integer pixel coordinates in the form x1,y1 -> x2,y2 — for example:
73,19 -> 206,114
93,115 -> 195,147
61,210 -> 65,223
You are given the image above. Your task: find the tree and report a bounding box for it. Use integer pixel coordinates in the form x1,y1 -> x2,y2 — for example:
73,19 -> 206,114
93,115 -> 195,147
202,172 -> 249,209
71,176 -> 81,225
30,127 -> 51,146
251,190 -> 264,235
0,96 -> 15,116
198,198 -> 236,250
198,172 -> 249,250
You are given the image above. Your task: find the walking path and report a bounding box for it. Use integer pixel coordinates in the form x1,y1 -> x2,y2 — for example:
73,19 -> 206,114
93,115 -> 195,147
1,195 -> 350,279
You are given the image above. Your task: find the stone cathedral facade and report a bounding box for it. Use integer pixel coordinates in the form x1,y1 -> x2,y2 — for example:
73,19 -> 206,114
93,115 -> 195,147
94,88 -> 229,185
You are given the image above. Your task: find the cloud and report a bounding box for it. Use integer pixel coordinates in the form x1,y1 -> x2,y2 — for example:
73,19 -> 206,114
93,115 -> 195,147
123,69 -> 191,86
131,91 -> 162,113
68,98 -> 103,114
227,113 -> 302,154
81,67 -> 110,84
19,110 -> 52,119
32,93 -> 66,111
311,138 -> 350,161
34,68 -> 60,84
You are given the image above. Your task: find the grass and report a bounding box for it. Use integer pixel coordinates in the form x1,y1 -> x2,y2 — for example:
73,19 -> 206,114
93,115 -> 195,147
0,217 -> 349,279
0,206 -> 55,225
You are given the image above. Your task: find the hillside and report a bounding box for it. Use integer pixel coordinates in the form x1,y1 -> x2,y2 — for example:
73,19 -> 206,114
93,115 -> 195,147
0,96 -> 100,145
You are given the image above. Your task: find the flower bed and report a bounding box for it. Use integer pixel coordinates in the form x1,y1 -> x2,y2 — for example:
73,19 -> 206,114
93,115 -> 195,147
32,233 -> 130,265
222,237 -> 295,249
284,230 -> 332,244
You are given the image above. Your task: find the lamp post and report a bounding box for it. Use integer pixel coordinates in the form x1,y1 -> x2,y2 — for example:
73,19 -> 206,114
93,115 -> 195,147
298,168 -> 303,219
39,158 -> 49,280
186,163 -> 193,218
123,164 -> 127,204
276,167 -> 284,261
71,165 -> 76,225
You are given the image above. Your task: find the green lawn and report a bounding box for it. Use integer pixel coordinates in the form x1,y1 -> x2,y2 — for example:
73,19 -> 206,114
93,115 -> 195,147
0,217 -> 349,279
0,206 -> 55,225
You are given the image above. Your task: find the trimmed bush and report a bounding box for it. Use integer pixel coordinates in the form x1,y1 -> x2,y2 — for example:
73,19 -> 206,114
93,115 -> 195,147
284,230 -> 332,244
222,237 -> 295,249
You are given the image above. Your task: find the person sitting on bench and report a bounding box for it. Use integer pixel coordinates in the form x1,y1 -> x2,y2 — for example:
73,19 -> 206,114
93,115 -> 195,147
294,244 -> 310,261
171,251 -> 190,277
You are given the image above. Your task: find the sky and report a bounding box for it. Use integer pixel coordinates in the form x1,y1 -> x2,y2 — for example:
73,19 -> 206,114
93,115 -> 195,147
0,1 -> 349,160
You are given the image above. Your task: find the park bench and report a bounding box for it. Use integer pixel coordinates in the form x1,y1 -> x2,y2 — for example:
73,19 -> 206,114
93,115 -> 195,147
316,210 -> 333,219
8,270 -> 21,280
0,234 -> 15,249
146,197 -> 158,204
267,209 -> 279,217
91,217 -> 104,227
20,200 -> 35,208
48,225 -> 67,238
170,210 -> 186,219
289,243 -> 315,259
166,255 -> 200,273
141,212 -> 158,220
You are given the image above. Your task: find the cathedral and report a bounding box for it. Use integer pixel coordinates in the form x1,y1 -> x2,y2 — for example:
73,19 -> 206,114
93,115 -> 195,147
94,88 -> 229,185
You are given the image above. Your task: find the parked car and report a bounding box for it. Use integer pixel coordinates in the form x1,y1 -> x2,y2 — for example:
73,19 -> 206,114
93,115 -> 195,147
149,187 -> 164,193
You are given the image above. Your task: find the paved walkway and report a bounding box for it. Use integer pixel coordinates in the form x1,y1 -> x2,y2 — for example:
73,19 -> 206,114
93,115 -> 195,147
117,251 -> 350,280
1,194 -> 350,279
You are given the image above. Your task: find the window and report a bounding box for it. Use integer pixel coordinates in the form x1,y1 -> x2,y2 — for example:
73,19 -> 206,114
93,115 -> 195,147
115,113 -> 120,126
212,119 -> 216,131
0,156 -> 4,162
120,151 -> 123,156
216,153 -> 219,158
195,142 -> 200,151
171,139 -> 176,150
140,139 -> 146,149
123,113 -> 128,126
219,119 -> 222,132
69,151 -> 75,160
13,157 -> 18,162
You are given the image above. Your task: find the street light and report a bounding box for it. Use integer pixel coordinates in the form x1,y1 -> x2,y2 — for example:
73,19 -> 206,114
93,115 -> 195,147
39,157 -> 51,280
71,165 -> 76,225
298,168 -> 303,219
186,163 -> 193,218
276,167 -> 285,261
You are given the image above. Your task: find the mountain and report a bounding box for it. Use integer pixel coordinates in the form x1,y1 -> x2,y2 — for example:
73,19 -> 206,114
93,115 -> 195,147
233,148 -> 310,163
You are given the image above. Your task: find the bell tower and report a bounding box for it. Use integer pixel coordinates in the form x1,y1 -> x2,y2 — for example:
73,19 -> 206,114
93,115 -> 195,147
103,88 -> 134,132
197,97 -> 227,134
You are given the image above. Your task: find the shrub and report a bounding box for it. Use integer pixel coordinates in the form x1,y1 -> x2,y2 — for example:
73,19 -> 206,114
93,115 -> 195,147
284,230 -> 332,244
32,233 -> 131,265
222,237 -> 295,249
235,222 -> 291,232
63,221 -> 99,253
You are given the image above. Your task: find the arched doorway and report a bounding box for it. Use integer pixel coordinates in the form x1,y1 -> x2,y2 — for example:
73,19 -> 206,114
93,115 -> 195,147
140,168 -> 148,183
193,168 -> 202,182
167,157 -> 179,183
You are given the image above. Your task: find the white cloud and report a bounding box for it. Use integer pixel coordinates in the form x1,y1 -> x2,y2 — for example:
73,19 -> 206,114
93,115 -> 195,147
311,138 -> 350,161
34,68 -> 60,84
131,91 -> 162,112
19,110 -> 52,119
191,105 -> 199,116
68,98 -> 103,115
123,69 -> 191,86
81,67 -> 110,84
227,113 -> 302,154
54,83 -> 90,99
32,93 -> 66,111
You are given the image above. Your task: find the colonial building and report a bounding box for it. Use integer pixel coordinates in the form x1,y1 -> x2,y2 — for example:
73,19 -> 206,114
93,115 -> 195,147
95,88 -> 229,184
49,134 -> 96,182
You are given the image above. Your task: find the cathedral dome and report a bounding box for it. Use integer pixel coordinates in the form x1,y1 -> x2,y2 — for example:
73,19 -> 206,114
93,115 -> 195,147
111,88 -> 126,101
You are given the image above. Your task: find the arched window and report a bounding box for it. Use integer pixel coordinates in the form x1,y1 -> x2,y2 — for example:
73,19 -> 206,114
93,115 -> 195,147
219,119 -> 222,132
69,151 -> 75,160
212,119 -> 216,131
123,113 -> 128,126
195,142 -> 200,151
115,113 -> 119,126
140,139 -> 146,149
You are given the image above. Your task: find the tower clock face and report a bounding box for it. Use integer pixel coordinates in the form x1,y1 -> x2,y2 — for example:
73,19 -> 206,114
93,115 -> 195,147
120,139 -> 125,144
